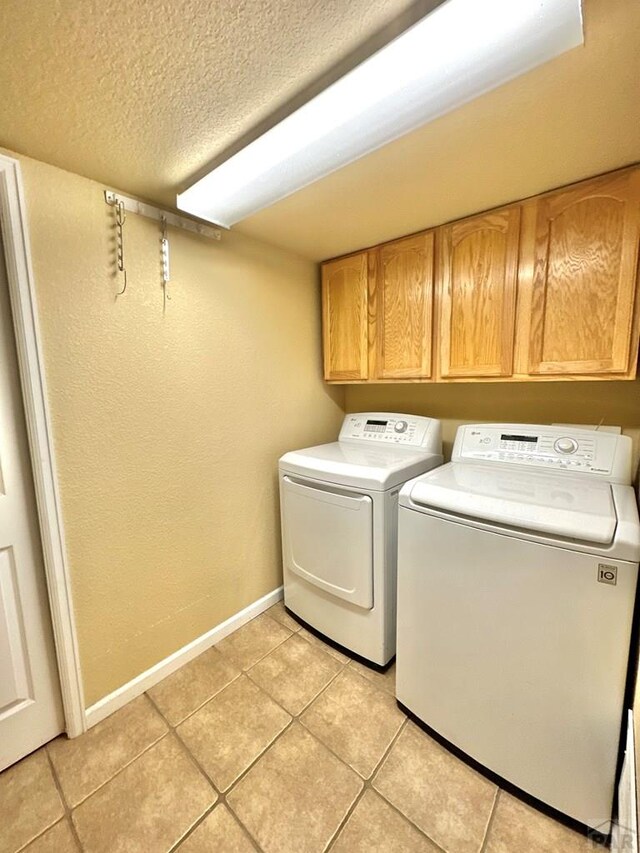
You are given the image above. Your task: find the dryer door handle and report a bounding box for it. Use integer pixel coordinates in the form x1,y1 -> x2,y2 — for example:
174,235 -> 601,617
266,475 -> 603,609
282,476 -> 370,509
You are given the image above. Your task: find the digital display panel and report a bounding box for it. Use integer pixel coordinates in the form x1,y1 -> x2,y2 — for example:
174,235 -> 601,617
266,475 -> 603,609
365,419 -> 388,433
500,434 -> 538,443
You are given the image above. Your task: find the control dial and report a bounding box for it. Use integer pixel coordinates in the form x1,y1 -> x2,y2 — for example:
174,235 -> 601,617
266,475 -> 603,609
554,436 -> 578,455
394,420 -> 408,433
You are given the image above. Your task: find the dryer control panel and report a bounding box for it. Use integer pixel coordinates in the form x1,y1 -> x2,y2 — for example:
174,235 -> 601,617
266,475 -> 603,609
453,424 -> 632,484
340,412 -> 441,450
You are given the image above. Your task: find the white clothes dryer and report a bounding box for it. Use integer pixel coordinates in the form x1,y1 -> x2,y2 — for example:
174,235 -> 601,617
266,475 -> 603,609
396,423 -> 640,831
279,413 -> 442,665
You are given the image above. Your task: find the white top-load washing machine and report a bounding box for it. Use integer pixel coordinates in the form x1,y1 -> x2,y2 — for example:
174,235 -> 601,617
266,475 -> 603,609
396,423 -> 640,831
279,413 -> 442,665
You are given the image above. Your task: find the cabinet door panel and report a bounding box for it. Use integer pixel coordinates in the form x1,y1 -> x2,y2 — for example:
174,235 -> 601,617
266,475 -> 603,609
439,207 -> 520,378
527,171 -> 640,375
322,253 -> 369,381
374,232 -> 434,379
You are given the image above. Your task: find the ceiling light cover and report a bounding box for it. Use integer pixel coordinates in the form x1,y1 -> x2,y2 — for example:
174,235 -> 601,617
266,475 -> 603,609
177,0 -> 584,228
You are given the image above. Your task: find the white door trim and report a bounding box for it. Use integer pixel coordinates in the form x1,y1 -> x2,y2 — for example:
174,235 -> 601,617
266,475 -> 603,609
0,154 -> 86,737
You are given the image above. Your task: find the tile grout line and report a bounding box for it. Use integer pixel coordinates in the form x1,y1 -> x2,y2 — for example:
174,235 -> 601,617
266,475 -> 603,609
165,802 -> 218,853
366,790 -> 449,853
368,716 -> 408,784
244,638 -> 350,718
169,683 -> 296,795
14,816 -> 75,853
479,787 -> 501,853
366,718 -> 450,853
219,720 -> 298,853
208,637 -> 364,850
224,715 -> 297,792
153,609 -> 350,850
148,680 -> 283,853
269,607 -> 304,636
146,692 -> 222,799
155,606 -> 304,727
54,718 -> 171,810
220,612 -> 296,673
297,630 -> 353,667
323,785 -> 368,852
154,660 -> 244,729
222,715 -> 365,853
213,618 -> 406,851
200,796 -> 263,853
297,692 -> 402,786
210,717 -> 300,853
346,658 -> 398,696
229,613 -> 354,726
155,669 -> 243,729
323,714 -> 448,853
102,610 -> 388,852
42,748 -> 84,853
154,608 -> 300,852
324,715 -> 410,852
145,693 -> 225,853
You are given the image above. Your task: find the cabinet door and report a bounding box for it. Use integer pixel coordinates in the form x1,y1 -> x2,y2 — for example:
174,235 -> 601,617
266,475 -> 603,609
373,232 -> 434,379
322,252 -> 369,381
525,170 -> 640,376
438,206 -> 520,378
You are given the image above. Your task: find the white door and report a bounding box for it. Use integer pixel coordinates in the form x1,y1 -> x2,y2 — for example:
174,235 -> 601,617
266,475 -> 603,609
281,476 -> 374,608
0,236 -> 63,770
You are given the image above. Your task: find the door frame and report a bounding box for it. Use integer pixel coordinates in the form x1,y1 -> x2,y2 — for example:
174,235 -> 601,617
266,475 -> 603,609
0,153 -> 86,737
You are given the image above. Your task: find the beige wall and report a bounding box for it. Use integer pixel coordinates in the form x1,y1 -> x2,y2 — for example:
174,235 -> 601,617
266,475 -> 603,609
7,149 -> 344,705
345,382 -> 640,472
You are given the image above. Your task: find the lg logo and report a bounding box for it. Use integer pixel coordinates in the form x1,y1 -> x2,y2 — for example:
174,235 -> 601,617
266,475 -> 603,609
598,565 -> 618,586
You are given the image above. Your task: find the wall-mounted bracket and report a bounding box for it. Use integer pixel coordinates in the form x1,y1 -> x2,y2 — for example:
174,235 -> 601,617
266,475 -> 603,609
104,190 -> 221,241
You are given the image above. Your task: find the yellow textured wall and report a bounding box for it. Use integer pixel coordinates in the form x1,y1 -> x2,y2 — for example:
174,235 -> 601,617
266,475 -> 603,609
345,383 -> 640,470
9,149 -> 344,705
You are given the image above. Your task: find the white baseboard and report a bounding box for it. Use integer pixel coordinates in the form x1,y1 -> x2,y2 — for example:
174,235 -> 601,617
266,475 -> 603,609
84,586 -> 283,730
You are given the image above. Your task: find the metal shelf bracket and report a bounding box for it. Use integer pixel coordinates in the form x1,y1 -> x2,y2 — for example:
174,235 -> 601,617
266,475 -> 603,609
104,190 -> 221,241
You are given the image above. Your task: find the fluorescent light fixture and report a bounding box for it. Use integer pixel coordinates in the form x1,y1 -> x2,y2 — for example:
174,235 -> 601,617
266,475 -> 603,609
178,0 -> 583,228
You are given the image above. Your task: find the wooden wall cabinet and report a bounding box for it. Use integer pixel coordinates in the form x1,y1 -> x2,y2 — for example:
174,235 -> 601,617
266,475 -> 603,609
519,170 -> 640,378
321,166 -> 640,384
372,232 -> 435,380
322,252 -> 369,381
438,206 -> 520,379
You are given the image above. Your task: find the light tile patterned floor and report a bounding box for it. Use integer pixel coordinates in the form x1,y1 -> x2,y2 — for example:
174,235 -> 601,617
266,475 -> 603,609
0,603 -> 600,853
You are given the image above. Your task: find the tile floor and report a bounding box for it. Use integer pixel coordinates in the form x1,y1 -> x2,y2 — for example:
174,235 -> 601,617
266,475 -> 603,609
0,602 -> 600,853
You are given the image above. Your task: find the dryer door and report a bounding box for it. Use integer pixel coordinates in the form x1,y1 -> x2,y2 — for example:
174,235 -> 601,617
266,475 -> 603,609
281,476 -> 373,609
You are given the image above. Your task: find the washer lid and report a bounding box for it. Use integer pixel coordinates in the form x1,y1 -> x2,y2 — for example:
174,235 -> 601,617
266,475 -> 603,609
402,462 -> 617,544
279,442 -> 443,491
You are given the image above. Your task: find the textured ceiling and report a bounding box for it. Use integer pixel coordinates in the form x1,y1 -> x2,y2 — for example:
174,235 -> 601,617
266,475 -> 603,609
0,0 -> 429,208
1,0 -> 638,261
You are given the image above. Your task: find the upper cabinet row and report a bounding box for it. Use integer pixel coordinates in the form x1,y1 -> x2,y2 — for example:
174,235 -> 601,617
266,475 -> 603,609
321,167 -> 640,382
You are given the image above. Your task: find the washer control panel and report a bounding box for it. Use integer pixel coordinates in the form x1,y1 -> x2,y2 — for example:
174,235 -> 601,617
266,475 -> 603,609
339,413 -> 439,448
453,424 -> 627,479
